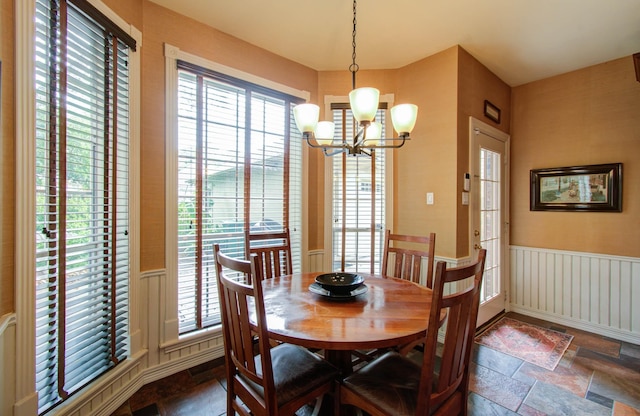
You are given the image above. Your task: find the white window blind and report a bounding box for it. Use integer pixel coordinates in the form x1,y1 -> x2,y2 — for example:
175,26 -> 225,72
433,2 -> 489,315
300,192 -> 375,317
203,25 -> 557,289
34,0 -> 134,413
176,63 -> 302,334
331,108 -> 387,274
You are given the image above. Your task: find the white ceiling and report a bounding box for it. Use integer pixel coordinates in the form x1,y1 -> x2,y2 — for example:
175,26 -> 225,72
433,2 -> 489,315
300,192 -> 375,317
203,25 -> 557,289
148,0 -> 640,86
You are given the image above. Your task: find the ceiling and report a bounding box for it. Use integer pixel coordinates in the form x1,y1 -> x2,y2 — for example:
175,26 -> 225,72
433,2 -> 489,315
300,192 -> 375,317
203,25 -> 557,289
148,0 -> 640,86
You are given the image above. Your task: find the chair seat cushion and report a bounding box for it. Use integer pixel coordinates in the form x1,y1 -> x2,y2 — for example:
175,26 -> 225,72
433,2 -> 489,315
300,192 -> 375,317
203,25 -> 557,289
248,343 -> 339,406
342,351 -> 421,416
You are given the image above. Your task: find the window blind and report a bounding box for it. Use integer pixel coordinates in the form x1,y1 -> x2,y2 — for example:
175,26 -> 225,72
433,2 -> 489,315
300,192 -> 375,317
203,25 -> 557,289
331,108 -> 387,274
176,63 -> 302,334
34,0 -> 132,413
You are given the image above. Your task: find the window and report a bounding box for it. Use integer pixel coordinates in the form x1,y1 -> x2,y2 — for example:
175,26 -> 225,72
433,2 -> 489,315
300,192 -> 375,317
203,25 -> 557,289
34,0 -> 135,413
330,107 -> 388,274
175,62 -> 303,334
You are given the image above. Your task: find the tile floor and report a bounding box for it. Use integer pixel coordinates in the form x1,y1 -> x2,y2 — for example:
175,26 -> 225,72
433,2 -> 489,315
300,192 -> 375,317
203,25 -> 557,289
111,312 -> 640,416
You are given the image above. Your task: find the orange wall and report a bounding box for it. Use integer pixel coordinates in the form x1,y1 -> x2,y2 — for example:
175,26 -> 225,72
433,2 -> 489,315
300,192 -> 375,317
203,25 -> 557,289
314,47 -> 511,259
457,47 -> 511,256
137,1 -> 318,270
393,47 -> 459,258
0,0 -> 15,315
104,0 -> 142,29
510,56 -> 640,257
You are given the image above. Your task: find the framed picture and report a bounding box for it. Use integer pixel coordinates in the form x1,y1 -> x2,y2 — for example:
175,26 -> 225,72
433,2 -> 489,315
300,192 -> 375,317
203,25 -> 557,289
530,163 -> 622,212
483,100 -> 500,124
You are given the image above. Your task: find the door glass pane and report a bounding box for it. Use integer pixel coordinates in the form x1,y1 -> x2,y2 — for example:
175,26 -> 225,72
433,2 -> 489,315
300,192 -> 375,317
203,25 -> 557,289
480,148 -> 500,303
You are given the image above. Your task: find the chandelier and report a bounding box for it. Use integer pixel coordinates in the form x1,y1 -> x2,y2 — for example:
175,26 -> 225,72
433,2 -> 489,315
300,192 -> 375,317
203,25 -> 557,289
292,0 -> 418,156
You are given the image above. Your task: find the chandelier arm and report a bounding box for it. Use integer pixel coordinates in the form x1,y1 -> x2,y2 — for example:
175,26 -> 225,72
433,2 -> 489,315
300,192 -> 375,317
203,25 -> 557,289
323,147 -> 348,157
359,137 -> 409,149
305,141 -> 350,150
302,134 -> 351,150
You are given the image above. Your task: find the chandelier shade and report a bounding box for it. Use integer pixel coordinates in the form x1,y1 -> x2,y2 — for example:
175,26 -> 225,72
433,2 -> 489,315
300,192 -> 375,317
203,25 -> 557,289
365,122 -> 382,145
315,121 -> 335,146
292,0 -> 418,156
390,104 -> 419,137
349,87 -> 380,123
293,103 -> 320,134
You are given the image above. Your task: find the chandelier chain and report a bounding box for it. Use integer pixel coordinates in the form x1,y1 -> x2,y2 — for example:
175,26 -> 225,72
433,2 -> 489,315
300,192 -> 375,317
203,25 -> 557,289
350,0 -> 358,89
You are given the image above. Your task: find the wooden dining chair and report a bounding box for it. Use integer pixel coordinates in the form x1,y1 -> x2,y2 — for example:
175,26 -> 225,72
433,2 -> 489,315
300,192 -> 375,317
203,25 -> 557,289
338,249 -> 487,416
381,230 -> 436,288
245,227 -> 293,280
214,244 -> 338,416
352,230 -> 435,363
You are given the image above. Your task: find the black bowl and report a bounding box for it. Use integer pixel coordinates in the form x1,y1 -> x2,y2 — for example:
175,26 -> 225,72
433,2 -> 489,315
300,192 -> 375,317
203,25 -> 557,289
315,272 -> 364,295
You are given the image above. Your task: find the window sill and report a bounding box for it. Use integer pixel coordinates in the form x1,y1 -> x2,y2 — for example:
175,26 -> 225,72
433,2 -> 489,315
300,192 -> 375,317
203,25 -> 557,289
160,325 -> 223,354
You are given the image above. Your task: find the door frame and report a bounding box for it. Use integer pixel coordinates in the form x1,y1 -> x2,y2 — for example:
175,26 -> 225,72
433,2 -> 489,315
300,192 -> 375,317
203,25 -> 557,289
469,116 -> 511,325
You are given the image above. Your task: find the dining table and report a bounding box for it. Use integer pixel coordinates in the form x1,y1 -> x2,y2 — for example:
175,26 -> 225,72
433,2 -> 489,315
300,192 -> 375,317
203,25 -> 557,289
257,271 -> 438,375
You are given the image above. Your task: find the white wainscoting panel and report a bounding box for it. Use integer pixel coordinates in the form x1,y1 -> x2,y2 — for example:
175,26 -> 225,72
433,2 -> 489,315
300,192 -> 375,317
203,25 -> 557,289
1,314 -> 16,416
510,246 -> 639,344
307,249 -> 324,272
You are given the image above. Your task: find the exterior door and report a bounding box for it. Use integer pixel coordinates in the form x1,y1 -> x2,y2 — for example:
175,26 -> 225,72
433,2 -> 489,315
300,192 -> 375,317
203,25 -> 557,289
470,117 -> 510,326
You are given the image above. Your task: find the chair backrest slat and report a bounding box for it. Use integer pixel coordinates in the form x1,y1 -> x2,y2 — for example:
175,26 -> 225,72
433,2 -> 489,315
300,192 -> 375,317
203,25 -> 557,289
246,228 -> 293,279
382,230 -> 436,287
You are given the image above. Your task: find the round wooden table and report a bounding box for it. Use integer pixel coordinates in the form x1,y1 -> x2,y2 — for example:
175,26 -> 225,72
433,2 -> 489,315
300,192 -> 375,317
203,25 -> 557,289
259,272 -> 435,374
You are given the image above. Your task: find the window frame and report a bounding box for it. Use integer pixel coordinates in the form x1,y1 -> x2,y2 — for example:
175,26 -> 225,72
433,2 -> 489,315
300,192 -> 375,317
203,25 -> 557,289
15,0 -> 141,413
163,44 -> 310,345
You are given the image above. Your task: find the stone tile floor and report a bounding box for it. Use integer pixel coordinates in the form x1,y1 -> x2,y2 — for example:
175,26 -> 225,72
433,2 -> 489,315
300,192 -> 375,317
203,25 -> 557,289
112,312 -> 640,415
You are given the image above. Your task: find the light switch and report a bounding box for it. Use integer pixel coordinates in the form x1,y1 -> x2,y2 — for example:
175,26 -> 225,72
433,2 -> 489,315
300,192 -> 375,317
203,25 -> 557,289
426,192 -> 434,205
462,191 -> 469,205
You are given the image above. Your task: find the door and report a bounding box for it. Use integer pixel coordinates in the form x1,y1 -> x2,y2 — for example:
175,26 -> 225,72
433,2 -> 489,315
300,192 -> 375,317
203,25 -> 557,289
470,117 -> 510,327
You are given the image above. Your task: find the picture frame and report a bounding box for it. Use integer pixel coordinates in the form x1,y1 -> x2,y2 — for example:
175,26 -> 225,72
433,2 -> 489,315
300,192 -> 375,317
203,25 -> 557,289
530,163 -> 622,212
483,100 -> 500,124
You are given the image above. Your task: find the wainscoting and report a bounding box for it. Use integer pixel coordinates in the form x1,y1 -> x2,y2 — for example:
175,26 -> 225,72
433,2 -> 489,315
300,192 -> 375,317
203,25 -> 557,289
510,246 -> 640,344
1,314 -> 16,416
307,249 -> 325,272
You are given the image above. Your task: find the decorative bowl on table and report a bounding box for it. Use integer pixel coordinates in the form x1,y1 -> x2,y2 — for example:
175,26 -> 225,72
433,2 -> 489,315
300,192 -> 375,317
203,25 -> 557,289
314,272 -> 364,295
